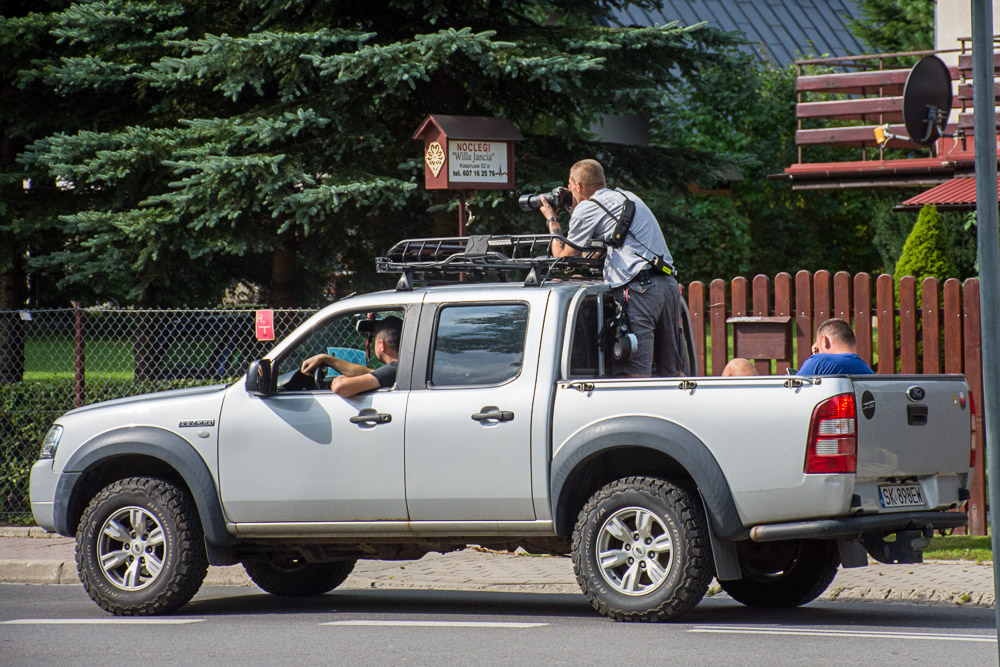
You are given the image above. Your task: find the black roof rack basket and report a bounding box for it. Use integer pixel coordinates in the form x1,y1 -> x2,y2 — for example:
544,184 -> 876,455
376,234 -> 604,289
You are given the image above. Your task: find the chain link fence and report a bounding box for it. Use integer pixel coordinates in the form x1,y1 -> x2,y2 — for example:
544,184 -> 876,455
0,307 -> 317,523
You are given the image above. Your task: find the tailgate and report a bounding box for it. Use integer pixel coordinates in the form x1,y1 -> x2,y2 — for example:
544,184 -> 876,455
853,375 -> 971,478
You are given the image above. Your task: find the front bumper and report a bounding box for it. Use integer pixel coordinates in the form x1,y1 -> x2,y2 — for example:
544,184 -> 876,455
28,459 -> 59,532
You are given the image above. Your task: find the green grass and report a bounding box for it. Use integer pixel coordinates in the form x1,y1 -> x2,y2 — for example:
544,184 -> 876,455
924,535 -> 992,563
24,336 -> 134,382
23,335 -> 244,383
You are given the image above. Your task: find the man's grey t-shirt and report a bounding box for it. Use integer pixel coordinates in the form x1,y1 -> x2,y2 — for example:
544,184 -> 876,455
566,187 -> 673,288
370,361 -> 398,389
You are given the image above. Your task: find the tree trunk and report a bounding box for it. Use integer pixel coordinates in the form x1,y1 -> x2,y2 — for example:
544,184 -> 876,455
0,258 -> 28,385
270,232 -> 297,307
1,119 -> 27,384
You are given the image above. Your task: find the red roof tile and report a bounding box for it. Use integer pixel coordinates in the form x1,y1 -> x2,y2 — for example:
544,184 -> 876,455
900,177 -> 996,207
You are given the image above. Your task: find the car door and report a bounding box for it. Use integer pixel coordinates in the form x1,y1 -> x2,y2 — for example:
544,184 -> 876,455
404,295 -> 543,521
218,304 -> 417,524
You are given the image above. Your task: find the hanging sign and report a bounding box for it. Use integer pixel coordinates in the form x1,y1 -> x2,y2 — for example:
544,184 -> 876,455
255,310 -> 275,341
413,115 -> 523,190
447,140 -> 509,184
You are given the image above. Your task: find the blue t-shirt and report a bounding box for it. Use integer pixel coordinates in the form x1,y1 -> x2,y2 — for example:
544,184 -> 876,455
797,353 -> 873,376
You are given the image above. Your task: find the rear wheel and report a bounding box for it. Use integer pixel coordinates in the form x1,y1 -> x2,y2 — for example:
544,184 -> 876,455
76,477 -> 208,615
243,555 -> 357,596
572,476 -> 712,622
719,539 -> 839,608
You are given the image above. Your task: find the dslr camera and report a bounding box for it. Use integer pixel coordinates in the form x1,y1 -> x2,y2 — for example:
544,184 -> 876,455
518,187 -> 573,212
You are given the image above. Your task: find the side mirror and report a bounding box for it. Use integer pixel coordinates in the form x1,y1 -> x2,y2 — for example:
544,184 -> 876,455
245,359 -> 273,396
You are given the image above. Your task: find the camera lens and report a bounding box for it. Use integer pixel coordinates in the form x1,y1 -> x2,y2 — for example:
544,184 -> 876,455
518,194 -> 544,211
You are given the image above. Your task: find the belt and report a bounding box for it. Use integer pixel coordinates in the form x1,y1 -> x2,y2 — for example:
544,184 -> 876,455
630,266 -> 666,282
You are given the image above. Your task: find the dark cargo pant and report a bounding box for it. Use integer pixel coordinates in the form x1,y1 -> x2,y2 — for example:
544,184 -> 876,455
616,272 -> 683,377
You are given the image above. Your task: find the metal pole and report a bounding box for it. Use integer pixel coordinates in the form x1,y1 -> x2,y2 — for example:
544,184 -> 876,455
458,190 -> 468,237
970,0 -> 1000,653
72,301 -> 85,408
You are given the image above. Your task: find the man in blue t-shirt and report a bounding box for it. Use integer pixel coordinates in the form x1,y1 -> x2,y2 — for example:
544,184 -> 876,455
796,317 -> 873,376
722,317 -> 873,377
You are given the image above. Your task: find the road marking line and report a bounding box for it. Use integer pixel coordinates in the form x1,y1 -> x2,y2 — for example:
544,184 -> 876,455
0,618 -> 205,625
323,620 -> 548,629
689,626 -> 996,643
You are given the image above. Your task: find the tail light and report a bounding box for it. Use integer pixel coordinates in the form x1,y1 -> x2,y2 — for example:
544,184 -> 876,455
969,392 -> 977,469
805,393 -> 857,474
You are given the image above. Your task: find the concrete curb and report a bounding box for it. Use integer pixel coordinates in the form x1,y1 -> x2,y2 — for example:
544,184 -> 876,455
0,527 -> 61,539
1,530 -> 993,608
2,559 -> 994,607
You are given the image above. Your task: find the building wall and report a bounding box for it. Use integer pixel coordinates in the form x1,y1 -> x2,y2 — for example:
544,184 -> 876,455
936,0 -> 1000,66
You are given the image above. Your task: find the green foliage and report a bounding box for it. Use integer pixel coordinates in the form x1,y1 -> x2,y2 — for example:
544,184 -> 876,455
12,0 -> 744,307
848,0 -> 935,64
873,201 -> 977,278
654,49 -> 890,281
894,204 -> 959,283
0,377 -> 217,519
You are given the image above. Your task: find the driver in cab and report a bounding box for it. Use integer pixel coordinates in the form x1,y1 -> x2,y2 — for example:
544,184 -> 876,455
300,316 -> 402,397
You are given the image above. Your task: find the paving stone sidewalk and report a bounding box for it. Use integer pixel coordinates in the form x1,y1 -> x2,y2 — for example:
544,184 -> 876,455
0,528 -> 993,607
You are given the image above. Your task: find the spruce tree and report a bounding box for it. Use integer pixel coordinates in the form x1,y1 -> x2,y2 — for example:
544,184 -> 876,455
894,204 -> 958,284
16,0 -> 742,307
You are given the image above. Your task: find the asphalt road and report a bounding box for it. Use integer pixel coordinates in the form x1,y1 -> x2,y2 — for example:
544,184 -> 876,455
1,584 -> 996,666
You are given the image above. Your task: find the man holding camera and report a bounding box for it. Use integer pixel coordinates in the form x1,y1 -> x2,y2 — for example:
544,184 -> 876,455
538,158 -> 683,377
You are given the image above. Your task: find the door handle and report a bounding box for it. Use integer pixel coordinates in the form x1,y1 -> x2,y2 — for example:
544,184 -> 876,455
350,413 -> 391,425
471,410 -> 514,422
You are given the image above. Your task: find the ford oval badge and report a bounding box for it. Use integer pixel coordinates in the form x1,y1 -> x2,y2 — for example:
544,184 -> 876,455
906,386 -> 926,402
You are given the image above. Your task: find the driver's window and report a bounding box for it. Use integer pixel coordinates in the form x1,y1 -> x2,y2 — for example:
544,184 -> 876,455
275,309 -> 403,392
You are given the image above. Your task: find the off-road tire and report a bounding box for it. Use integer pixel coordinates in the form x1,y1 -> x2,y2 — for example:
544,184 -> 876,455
572,476 -> 713,622
243,557 -> 357,596
76,477 -> 208,616
719,539 -> 840,608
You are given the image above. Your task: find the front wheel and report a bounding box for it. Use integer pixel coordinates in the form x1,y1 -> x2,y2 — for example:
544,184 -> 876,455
719,539 -> 840,608
76,477 -> 208,615
243,555 -> 357,596
572,476 -> 713,622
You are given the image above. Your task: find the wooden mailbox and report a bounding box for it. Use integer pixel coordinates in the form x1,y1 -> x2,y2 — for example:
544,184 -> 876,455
413,115 -> 523,191
727,316 -> 793,361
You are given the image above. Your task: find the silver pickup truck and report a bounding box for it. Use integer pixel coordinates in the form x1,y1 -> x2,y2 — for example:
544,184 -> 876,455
29,236 -> 973,621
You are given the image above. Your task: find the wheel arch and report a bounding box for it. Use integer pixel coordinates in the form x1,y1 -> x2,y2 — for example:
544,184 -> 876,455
550,416 -> 746,540
55,426 -> 235,547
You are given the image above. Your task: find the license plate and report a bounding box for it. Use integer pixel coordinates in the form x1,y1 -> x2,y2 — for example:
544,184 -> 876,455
878,484 -> 925,509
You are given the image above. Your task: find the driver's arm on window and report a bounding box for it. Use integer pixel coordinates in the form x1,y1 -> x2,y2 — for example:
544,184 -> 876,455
301,354 -> 372,377
329,373 -> 380,397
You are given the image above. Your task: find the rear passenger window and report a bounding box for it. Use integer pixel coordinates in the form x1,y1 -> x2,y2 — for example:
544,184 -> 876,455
569,295 -> 600,378
430,304 -> 528,387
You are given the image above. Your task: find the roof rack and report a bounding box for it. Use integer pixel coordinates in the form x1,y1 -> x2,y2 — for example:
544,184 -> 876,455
377,234 -> 605,290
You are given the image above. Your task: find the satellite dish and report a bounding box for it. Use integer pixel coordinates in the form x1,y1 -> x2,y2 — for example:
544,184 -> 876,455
902,55 -> 952,146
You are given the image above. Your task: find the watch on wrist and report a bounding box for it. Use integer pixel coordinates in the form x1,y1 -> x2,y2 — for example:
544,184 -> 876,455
547,217 -> 558,224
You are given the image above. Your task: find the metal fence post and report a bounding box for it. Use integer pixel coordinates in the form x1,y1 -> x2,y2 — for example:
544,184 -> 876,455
72,302 -> 85,407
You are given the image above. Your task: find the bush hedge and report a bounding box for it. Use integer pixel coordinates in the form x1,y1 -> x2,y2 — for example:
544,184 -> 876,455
0,378 -> 218,522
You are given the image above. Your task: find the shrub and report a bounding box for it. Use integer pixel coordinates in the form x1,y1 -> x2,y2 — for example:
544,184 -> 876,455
894,204 -> 958,284
0,378 -> 216,522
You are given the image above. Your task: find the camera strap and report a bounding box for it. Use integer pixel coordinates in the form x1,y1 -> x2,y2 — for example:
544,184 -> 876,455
599,287 -> 631,351
590,192 -> 634,249
589,190 -> 676,278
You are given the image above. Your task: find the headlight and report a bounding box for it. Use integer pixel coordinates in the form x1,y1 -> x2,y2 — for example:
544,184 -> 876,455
40,425 -> 63,459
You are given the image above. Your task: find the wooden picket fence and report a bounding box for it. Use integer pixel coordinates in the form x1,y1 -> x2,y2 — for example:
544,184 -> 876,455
684,271 -> 986,535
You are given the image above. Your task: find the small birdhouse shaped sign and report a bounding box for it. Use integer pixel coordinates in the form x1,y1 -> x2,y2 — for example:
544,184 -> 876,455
413,115 -> 523,190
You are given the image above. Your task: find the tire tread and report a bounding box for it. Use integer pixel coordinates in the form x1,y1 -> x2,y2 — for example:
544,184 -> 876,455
571,476 -> 712,622
76,477 -> 208,616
